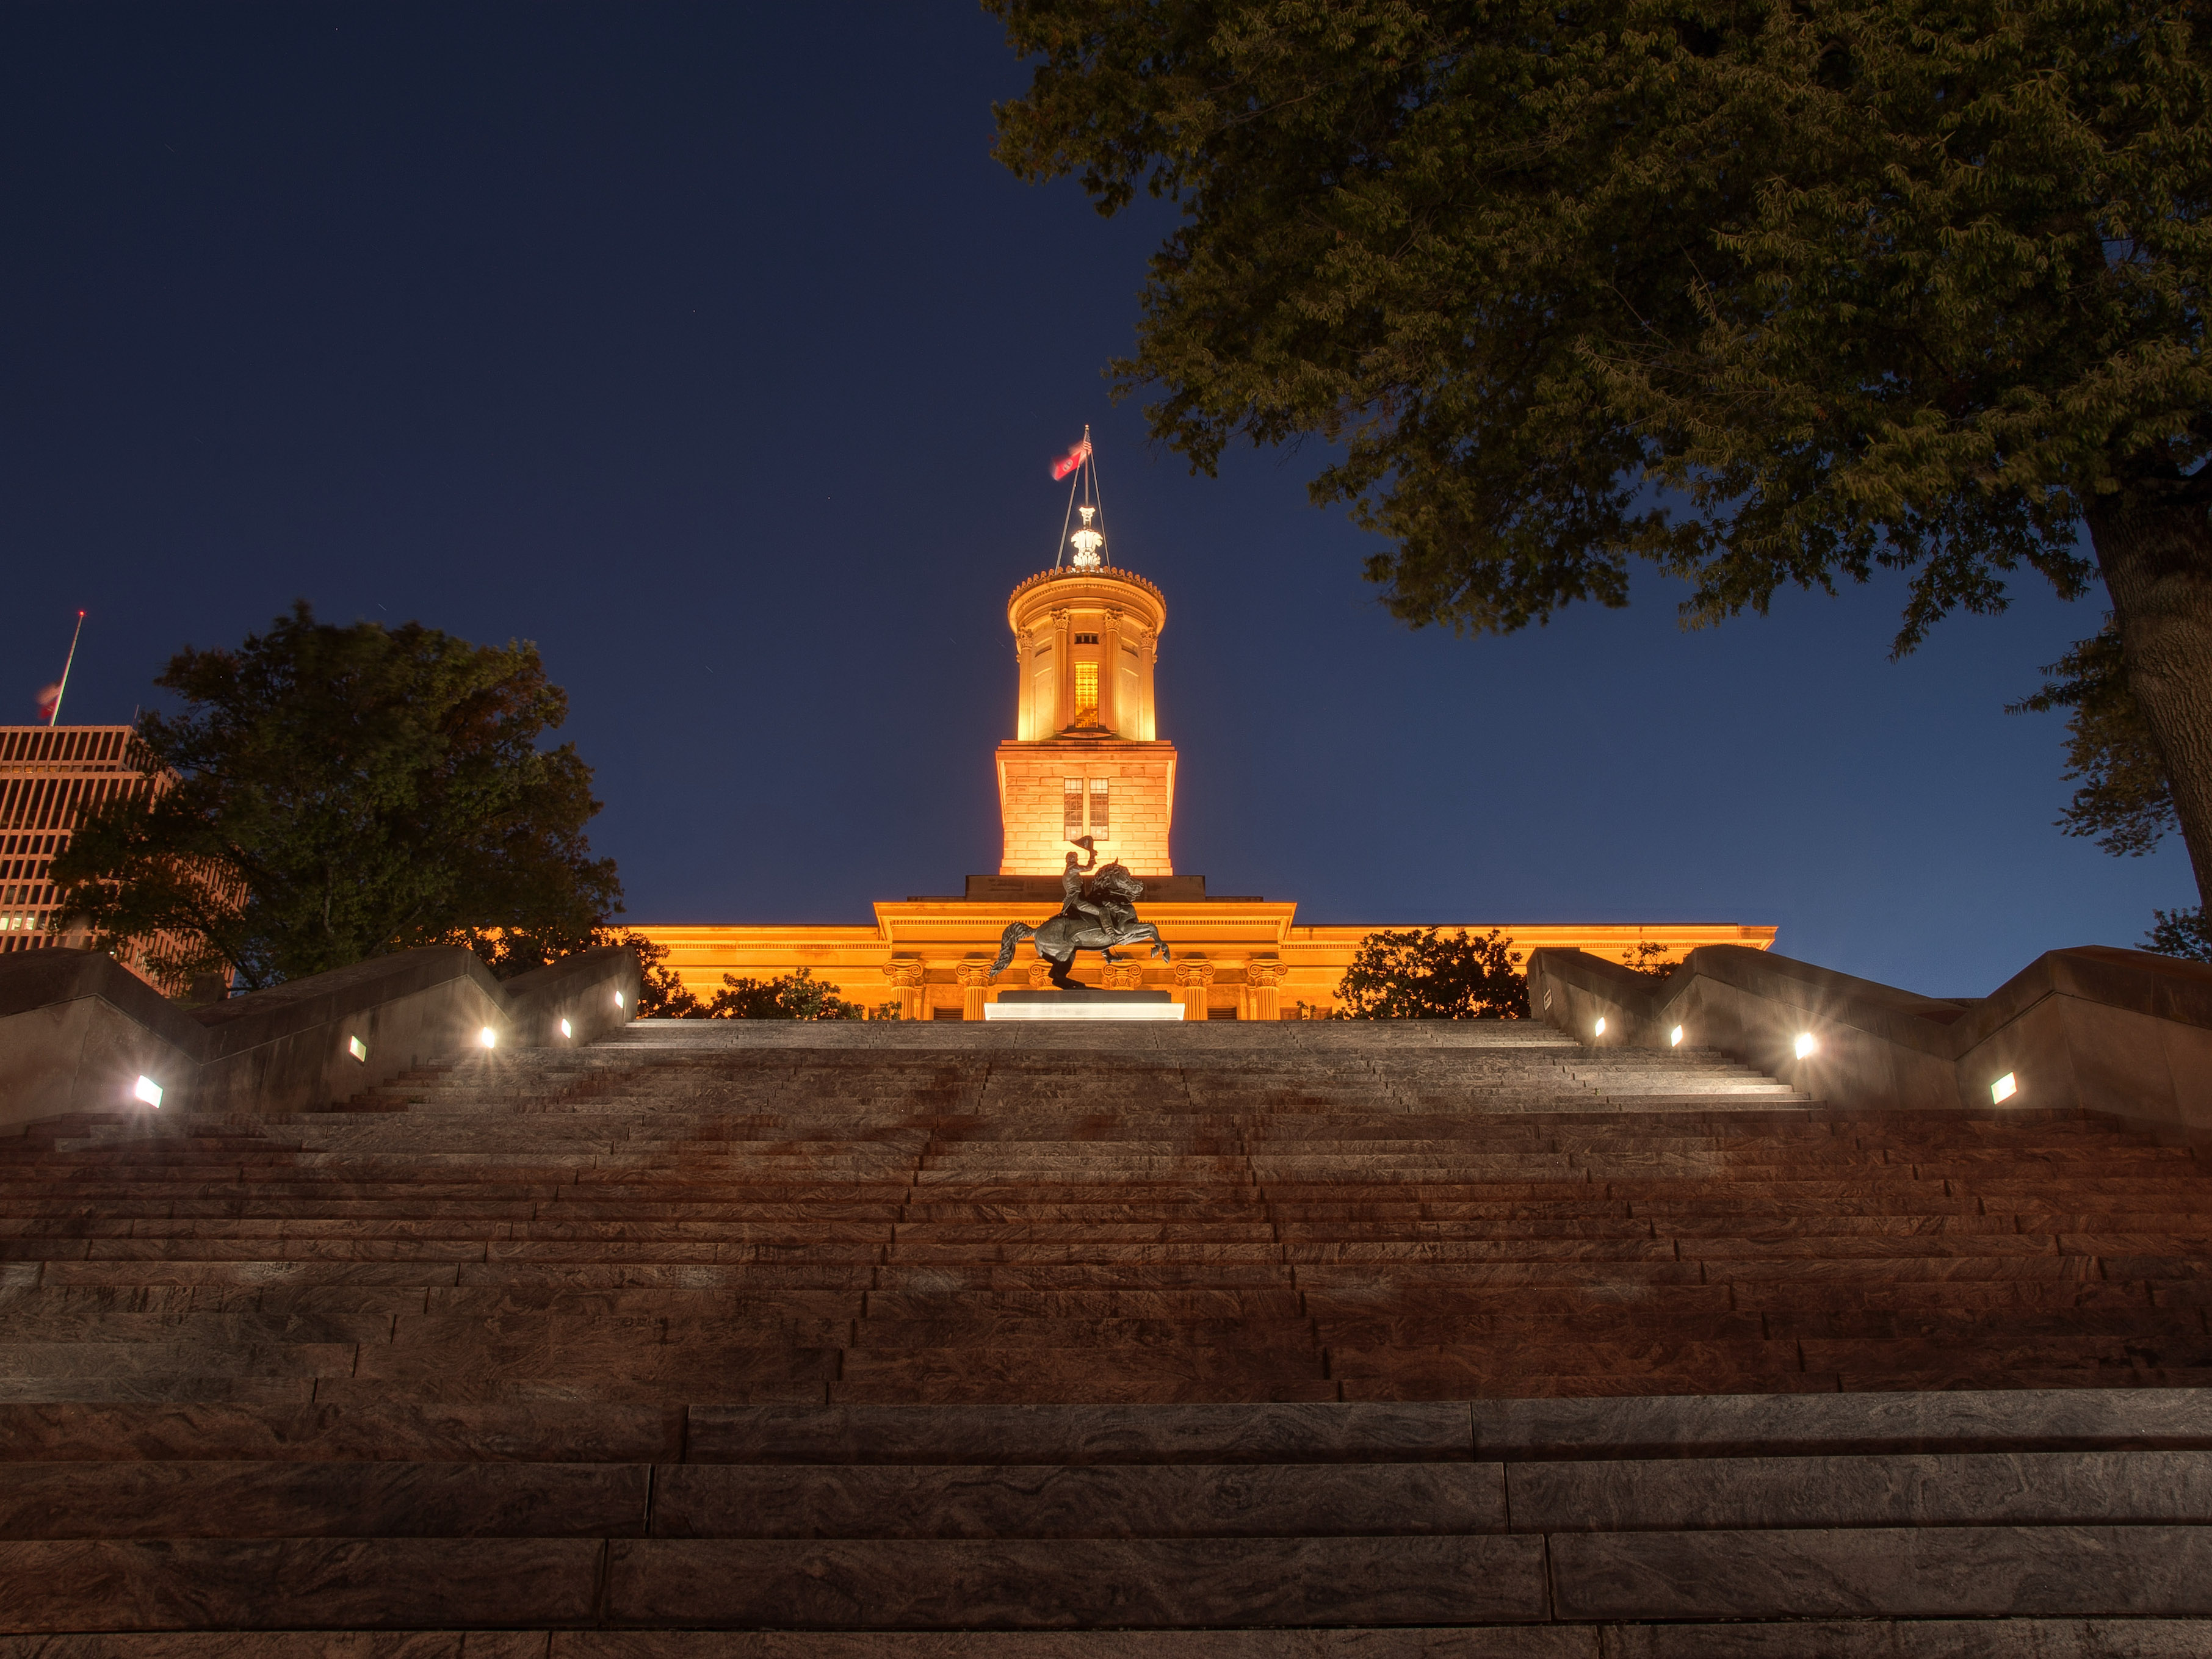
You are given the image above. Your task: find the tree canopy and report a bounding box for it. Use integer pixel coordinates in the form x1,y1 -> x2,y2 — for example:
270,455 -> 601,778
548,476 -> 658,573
52,602 -> 621,991
703,967 -> 864,1020
1336,926 -> 1530,1017
2009,616 -> 2177,856
989,0 -> 2212,906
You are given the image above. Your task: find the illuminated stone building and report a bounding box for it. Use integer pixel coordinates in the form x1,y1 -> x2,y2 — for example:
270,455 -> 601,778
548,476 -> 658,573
997,558 -> 1174,875
642,475 -> 1776,1017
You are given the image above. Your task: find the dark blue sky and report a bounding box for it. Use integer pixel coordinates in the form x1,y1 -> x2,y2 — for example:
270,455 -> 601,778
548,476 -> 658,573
2,4 -> 2192,995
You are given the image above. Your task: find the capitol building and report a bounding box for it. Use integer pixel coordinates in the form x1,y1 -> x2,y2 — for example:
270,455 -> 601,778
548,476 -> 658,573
639,475 -> 1772,1018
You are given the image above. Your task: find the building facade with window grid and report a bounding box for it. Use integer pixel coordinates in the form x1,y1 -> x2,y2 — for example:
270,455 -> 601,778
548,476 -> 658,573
0,725 -> 217,993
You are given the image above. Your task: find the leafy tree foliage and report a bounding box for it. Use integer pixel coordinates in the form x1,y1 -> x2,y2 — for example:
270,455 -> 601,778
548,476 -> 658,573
1619,942 -> 1680,982
703,966 -> 863,1020
989,0 -> 2212,905
2009,616 -> 2177,856
2145,905 -> 2212,960
1336,927 -> 1530,1018
51,602 -> 620,991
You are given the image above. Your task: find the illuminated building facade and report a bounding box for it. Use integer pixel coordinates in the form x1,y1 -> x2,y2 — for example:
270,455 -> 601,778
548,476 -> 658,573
638,487 -> 1777,1017
0,726 -> 173,986
997,562 -> 1174,875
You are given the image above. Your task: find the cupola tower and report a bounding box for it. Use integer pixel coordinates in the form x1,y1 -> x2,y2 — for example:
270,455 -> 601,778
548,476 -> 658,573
996,433 -> 1176,875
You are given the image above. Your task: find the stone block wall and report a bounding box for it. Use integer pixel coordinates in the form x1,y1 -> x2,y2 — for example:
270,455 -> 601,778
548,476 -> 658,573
995,740 -> 1176,875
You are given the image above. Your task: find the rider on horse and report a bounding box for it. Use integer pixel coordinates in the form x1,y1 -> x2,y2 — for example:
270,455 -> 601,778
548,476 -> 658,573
991,842 -> 1169,988
1061,838 -> 1103,926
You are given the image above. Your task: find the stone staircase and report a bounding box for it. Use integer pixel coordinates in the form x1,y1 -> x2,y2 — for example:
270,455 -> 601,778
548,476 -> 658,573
3,1019 -> 2211,1650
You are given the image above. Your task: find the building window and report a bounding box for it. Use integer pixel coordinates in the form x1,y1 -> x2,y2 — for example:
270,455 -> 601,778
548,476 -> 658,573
1073,661 -> 1099,724
1074,632 -> 1099,645
1064,779 -> 1085,837
1090,779 -> 1109,834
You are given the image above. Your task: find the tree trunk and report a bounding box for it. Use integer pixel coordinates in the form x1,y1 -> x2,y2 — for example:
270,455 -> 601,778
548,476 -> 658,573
2083,489 -> 2212,909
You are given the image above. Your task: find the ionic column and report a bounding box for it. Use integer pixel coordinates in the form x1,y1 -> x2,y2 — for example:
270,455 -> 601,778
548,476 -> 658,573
1243,958 -> 1284,1022
956,960 -> 996,1021
1173,958 -> 1214,1021
883,957 -> 926,1022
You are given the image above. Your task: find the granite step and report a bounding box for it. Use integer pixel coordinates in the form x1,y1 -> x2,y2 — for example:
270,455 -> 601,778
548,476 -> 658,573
9,1027 -> 2212,1635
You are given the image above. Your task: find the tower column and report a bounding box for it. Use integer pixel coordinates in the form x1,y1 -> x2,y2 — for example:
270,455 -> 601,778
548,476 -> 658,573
1052,609 -> 1072,736
1101,608 -> 1122,736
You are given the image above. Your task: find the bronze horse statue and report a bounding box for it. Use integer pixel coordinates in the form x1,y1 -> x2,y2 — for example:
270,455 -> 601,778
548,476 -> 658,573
990,861 -> 1170,989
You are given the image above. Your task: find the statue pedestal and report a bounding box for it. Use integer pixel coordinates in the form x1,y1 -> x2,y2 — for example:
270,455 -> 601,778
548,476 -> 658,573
984,989 -> 1185,1021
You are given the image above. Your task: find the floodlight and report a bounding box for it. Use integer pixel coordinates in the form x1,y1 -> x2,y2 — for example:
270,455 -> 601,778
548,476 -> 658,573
560,1019 -> 572,1039
1669,1025 -> 1683,1047
479,1027 -> 497,1049
1594,1017 -> 1607,1037
1794,1033 -> 1816,1058
133,1075 -> 162,1108
347,1036 -> 368,1063
1991,1072 -> 2017,1104
615,990 -> 625,1009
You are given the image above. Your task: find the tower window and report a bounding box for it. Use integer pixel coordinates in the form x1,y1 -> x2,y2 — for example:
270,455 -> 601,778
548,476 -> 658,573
1074,633 -> 1099,645
1064,778 -> 1111,839
1073,662 -> 1099,724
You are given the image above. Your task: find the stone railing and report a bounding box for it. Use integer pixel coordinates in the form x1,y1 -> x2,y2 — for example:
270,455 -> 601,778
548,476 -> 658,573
0,943 -> 640,1132
1527,943 -> 2212,1146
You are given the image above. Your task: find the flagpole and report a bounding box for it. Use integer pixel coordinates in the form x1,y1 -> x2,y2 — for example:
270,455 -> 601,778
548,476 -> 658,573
47,611 -> 85,726
1085,427 -> 1105,562
1054,435 -> 1083,569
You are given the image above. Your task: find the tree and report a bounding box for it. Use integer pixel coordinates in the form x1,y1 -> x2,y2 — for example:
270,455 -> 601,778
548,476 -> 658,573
1619,941 -> 1680,982
2005,619 -> 2212,952
1337,927 -> 1530,1018
2010,617 -> 2177,855
988,1 -> 2212,908
703,967 -> 863,1020
2145,906 -> 2212,960
51,602 -> 620,991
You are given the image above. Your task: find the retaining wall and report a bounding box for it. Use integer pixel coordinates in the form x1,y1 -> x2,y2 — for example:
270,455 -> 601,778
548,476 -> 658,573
1529,943 -> 2212,1146
0,944 -> 639,1132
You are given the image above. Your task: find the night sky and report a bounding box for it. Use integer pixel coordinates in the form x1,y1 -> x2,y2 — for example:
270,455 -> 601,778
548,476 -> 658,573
2,5 -> 2194,996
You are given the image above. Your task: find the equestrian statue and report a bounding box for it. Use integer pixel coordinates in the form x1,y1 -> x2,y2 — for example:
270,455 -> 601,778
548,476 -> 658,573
989,836 -> 1171,989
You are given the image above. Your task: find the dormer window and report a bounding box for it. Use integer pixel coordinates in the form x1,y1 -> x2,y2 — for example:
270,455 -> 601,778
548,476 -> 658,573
1074,633 -> 1099,645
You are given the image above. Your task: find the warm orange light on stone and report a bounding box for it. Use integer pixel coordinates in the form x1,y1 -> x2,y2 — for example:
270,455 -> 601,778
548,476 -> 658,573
635,553 -> 1779,1018
998,563 -> 1173,875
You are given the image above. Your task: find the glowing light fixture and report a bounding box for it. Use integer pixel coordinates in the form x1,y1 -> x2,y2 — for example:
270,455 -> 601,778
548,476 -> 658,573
559,1019 -> 573,1039
1669,1025 -> 1684,1047
347,1036 -> 368,1063
479,1027 -> 497,1049
1794,1032 -> 1816,1059
1594,1017 -> 1607,1037
615,990 -> 625,1009
133,1075 -> 163,1108
1990,1072 -> 2018,1104
1068,505 -> 1105,569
